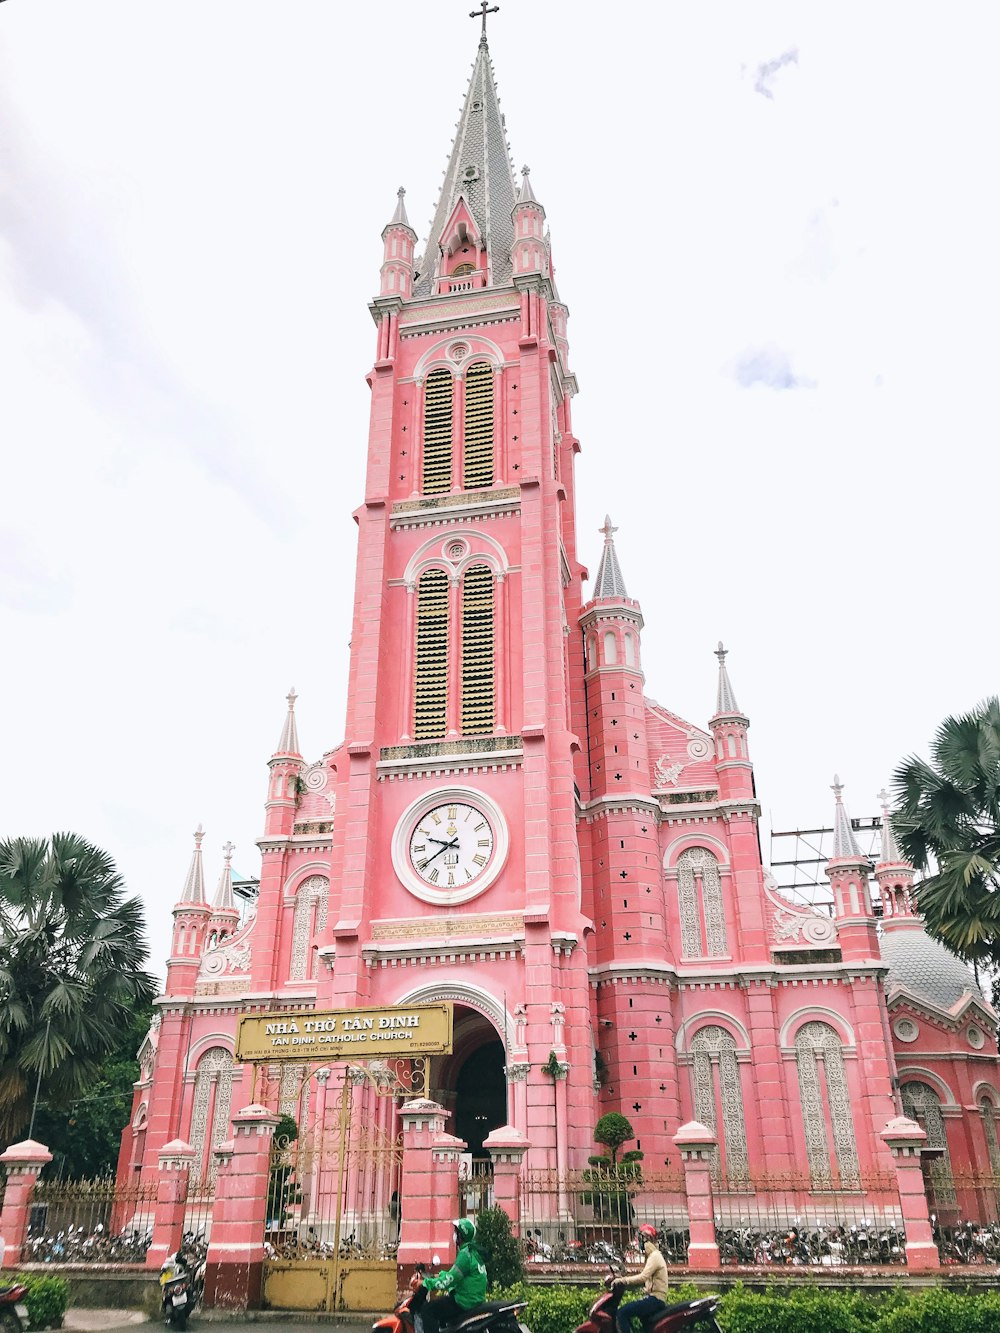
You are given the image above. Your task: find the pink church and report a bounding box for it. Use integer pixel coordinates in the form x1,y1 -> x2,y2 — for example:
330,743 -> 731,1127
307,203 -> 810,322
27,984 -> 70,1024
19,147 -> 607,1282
121,28 -> 1000,1233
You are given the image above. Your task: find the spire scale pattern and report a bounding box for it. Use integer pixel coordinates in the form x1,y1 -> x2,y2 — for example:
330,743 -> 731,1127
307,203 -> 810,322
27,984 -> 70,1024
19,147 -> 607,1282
275,687 -> 301,757
714,642 -> 741,716
592,516 -> 628,598
212,840 -> 237,913
179,824 -> 206,906
414,37 -> 517,294
830,775 -> 865,860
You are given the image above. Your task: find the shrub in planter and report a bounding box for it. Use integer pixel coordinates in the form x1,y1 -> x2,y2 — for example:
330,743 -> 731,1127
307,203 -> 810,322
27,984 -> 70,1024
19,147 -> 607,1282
18,1275 -> 71,1330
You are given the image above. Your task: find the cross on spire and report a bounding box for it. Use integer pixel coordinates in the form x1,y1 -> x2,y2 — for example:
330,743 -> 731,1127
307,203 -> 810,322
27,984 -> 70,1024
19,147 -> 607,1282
222,840 -> 235,866
470,1 -> 499,39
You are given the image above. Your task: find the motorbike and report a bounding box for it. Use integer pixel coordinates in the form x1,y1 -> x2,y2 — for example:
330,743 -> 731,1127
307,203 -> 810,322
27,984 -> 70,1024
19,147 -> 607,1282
0,1282 -> 31,1333
159,1246 -> 203,1330
373,1260 -> 531,1333
574,1274 -> 722,1333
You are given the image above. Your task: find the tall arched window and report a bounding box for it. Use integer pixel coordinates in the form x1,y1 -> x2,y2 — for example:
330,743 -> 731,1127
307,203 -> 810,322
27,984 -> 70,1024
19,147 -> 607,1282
461,563 -> 495,735
463,361 -> 494,489
603,631 -> 618,665
902,1080 -> 956,1203
623,632 -> 637,668
794,1022 -> 860,1187
189,1047 -> 234,1177
422,369 -> 453,494
414,568 -> 450,738
289,874 -> 329,982
690,1025 -> 750,1184
676,847 -> 727,958
978,1091 -> 1000,1175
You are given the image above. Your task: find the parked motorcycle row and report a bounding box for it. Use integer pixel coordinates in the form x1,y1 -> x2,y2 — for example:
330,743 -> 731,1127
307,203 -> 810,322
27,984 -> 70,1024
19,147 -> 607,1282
934,1219 -> 1000,1264
25,1223 -> 152,1264
716,1222 -> 906,1266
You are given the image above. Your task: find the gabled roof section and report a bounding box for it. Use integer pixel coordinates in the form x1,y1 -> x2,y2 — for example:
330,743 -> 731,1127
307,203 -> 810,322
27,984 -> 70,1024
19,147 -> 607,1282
438,194 -> 483,255
414,37 -> 517,295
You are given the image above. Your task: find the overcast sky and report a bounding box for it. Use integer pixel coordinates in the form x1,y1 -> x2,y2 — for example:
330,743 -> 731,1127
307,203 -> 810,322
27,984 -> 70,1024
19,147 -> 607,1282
2,1 -> 998,972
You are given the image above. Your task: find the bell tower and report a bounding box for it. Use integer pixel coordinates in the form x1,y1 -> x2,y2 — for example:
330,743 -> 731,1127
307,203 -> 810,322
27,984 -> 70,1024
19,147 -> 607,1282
310,15 -> 596,1170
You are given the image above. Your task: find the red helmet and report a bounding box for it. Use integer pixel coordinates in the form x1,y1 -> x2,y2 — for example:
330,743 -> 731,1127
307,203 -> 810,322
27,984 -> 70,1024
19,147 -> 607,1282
638,1224 -> 657,1241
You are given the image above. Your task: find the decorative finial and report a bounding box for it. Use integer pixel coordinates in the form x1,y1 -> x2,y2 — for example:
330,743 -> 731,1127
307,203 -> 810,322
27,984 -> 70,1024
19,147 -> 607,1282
829,773 -> 864,860
712,641 -> 742,717
275,686 -> 302,757
832,773 -> 844,800
877,786 -> 890,814
470,0 -> 499,39
599,515 -> 618,541
222,840 -> 235,867
287,687 -> 297,709
522,164 -> 530,178
398,186 -> 405,199
194,823 -> 204,849
715,641 -> 727,664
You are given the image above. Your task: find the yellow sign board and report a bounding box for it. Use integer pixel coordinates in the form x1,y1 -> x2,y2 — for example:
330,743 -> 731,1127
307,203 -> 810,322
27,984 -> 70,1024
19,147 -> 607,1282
236,1003 -> 453,1062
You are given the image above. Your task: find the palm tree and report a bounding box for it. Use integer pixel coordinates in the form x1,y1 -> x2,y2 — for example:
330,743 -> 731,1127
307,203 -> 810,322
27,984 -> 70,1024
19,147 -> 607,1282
892,697 -> 1000,966
0,833 -> 158,1144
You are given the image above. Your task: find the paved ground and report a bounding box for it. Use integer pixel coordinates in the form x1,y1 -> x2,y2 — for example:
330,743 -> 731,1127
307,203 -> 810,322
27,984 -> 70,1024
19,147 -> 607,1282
63,1316 -> 376,1333
64,1312 -> 148,1332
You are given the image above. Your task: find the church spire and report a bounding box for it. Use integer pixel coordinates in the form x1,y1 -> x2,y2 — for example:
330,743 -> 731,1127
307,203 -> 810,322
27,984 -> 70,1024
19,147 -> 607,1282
274,687 -> 301,758
414,30 -> 517,294
830,775 -> 864,860
713,642 -> 741,717
211,840 -> 237,913
592,516 -> 628,599
389,186 -> 411,229
178,824 -> 206,906
876,787 -> 904,865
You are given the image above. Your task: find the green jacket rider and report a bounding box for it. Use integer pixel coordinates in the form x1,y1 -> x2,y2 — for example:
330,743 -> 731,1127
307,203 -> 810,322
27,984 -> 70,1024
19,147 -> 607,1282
422,1219 -> 488,1311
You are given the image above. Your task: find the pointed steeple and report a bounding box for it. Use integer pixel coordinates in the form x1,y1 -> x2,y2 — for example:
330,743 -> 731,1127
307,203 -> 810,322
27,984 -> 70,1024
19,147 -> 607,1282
516,164 -> 538,205
178,824 -> 206,906
593,516 -> 628,599
274,687 -> 301,758
876,787 -> 904,865
713,642 -> 741,717
830,775 -> 865,860
212,841 -> 236,913
414,36 -> 517,294
389,186 -> 412,229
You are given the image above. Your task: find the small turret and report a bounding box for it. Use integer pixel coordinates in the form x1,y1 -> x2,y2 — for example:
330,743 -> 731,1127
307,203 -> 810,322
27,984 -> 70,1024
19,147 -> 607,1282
166,825 -> 211,996
265,688 -> 304,839
875,788 -> 918,926
709,644 -> 754,801
824,776 -> 879,959
207,840 -> 240,946
511,166 -> 548,278
380,188 -> 417,300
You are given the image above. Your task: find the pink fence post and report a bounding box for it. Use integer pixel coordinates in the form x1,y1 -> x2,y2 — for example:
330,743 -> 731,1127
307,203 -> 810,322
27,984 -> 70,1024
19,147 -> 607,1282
397,1099 -> 466,1286
145,1139 -> 195,1271
0,1140 -> 52,1266
203,1103 -> 280,1311
673,1122 -> 720,1271
880,1115 -> 940,1270
483,1126 -> 530,1233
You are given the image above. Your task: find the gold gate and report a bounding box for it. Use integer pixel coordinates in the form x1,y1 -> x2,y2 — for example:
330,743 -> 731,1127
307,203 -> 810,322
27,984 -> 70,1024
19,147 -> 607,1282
260,1059 -> 423,1312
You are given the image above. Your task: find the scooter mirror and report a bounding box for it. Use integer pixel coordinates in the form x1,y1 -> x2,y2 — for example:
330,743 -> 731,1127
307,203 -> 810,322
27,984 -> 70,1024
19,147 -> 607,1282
432,1254 -> 441,1266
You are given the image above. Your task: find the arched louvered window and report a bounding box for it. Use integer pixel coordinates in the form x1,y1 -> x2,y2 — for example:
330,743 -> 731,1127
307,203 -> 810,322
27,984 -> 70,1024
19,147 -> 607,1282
461,563 -> 495,735
422,369 -> 453,494
902,1080 -> 956,1203
794,1022 -> 860,1188
414,569 -> 450,738
463,361 -> 494,489
676,847 -> 727,958
189,1047 -> 234,1178
690,1025 -> 750,1185
288,874 -> 329,982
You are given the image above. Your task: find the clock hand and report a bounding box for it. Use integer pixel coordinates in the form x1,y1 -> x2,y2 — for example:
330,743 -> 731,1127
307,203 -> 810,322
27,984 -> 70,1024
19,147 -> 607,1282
425,837 -> 456,846
422,837 -> 459,868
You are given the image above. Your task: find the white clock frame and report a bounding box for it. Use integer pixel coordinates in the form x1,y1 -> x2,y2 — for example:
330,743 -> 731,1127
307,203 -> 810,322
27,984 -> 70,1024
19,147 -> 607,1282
391,785 -> 509,906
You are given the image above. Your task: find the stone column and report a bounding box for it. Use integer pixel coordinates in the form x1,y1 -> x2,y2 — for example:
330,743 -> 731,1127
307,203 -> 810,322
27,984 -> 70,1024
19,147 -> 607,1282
203,1103 -> 280,1311
673,1122 -> 719,1270
484,1126 -> 530,1233
0,1140 -> 52,1265
145,1139 -> 195,1270
880,1116 -> 940,1271
396,1099 -> 466,1285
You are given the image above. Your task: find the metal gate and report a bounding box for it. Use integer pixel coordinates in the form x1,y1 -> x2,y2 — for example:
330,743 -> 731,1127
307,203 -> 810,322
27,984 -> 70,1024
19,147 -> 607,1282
260,1061 -> 420,1312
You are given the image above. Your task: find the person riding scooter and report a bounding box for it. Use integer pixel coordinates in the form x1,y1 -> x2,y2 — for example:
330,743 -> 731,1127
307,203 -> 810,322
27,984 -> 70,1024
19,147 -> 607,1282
612,1225 -> 669,1333
414,1218 -> 488,1333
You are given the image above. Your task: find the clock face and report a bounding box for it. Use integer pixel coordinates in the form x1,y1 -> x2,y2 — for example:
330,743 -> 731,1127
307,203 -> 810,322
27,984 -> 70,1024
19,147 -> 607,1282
407,800 -> 495,891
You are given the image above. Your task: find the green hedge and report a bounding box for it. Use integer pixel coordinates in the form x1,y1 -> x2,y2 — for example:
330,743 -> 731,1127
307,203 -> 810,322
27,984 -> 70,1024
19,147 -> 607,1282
16,1274 -> 71,1330
492,1281 -> 1000,1333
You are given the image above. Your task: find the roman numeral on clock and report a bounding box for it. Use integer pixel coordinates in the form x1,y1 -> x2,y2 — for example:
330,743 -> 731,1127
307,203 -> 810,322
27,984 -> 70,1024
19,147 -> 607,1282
473,853 -> 487,867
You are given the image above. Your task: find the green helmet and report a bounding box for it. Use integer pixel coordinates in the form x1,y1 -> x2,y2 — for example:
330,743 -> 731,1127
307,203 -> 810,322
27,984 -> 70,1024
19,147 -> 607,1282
454,1218 -> 476,1244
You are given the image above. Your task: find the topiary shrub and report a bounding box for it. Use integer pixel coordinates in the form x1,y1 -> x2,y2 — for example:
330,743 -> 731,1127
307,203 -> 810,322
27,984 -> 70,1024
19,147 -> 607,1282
474,1206 -> 524,1290
19,1274 -> 71,1330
